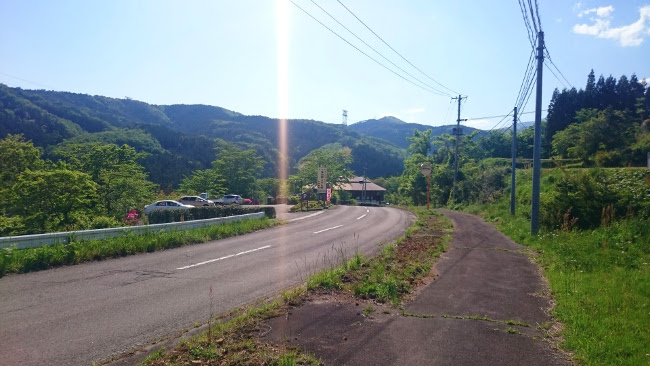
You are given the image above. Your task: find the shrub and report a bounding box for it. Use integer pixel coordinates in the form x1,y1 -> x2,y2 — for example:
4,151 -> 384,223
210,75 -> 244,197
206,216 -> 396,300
147,206 -> 275,224
541,169 -> 650,229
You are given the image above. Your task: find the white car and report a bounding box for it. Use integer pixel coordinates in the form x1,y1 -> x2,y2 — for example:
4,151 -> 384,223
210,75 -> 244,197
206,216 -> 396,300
143,200 -> 194,215
214,194 -> 243,205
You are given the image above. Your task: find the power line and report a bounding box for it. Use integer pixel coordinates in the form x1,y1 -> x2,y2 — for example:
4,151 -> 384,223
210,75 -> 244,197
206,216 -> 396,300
534,0 -> 542,32
467,109 -> 543,121
518,0 -> 535,48
308,0 -> 451,96
288,0 -> 448,96
0,71 -> 54,89
514,47 -> 536,108
544,47 -> 573,88
335,0 -> 460,96
527,0 -> 539,33
544,62 -> 567,89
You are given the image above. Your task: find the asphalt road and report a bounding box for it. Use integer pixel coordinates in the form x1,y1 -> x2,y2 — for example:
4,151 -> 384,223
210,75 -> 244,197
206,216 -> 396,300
0,205 -> 415,366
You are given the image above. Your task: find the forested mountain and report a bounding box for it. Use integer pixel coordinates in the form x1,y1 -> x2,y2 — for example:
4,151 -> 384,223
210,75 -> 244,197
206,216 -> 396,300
349,116 -> 484,149
0,84 -> 407,187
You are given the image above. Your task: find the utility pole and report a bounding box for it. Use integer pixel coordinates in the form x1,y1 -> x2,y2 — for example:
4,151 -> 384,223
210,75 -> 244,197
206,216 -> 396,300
531,31 -> 544,234
510,106 -> 517,215
451,95 -> 467,203
342,109 -> 348,126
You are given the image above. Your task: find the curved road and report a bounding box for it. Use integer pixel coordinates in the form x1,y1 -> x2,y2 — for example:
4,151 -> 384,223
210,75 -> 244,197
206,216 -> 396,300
0,205 -> 415,366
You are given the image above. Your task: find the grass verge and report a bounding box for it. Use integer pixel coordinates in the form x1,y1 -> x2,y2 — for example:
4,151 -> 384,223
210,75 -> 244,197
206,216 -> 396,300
0,218 -> 278,277
467,195 -> 650,365
139,207 -> 450,365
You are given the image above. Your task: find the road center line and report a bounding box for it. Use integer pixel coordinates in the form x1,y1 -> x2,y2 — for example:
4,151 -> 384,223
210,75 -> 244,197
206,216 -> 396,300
313,225 -> 343,234
289,211 -> 324,222
357,208 -> 370,220
176,245 -> 272,270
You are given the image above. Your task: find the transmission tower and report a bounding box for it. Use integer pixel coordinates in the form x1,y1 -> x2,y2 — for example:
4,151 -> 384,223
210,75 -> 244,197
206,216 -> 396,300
342,110 -> 348,126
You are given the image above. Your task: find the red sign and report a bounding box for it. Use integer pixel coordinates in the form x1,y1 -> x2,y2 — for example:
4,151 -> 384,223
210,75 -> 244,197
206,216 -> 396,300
326,188 -> 332,202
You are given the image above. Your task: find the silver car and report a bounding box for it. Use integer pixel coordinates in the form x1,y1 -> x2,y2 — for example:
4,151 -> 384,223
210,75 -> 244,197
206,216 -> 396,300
178,196 -> 215,207
214,194 -> 243,205
143,200 -> 194,215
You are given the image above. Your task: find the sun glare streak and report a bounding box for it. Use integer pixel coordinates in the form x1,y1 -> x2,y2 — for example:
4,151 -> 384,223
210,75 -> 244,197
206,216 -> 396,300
276,0 -> 289,182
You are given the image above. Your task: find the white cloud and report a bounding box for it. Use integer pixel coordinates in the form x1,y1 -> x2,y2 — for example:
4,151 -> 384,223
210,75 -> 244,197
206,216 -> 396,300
573,5 -> 650,47
578,5 -> 614,18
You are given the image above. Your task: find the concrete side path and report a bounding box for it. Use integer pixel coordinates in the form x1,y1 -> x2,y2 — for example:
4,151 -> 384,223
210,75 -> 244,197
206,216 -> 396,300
265,210 -> 571,365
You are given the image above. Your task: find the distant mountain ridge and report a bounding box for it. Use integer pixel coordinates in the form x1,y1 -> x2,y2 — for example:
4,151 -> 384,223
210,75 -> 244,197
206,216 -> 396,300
349,116 -> 484,149
0,85 -> 407,187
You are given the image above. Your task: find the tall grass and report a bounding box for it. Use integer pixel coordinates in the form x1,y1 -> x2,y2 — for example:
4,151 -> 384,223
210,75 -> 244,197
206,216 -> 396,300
0,218 -> 276,277
467,168 -> 650,365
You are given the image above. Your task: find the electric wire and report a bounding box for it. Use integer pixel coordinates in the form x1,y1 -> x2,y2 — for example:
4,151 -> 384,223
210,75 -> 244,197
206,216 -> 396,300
544,62 -> 567,89
534,0 -> 542,32
309,0 -> 451,96
288,0 -> 448,96
527,0 -> 539,33
514,47 -> 536,109
0,71 -> 53,89
517,0 -> 536,49
466,110 -> 542,121
544,47 -> 573,88
335,0 -> 460,96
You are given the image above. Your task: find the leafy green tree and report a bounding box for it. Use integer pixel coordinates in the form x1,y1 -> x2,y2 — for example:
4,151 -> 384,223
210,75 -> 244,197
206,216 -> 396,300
398,154 -> 431,206
258,178 -> 282,199
406,129 -> 433,156
58,143 -> 156,217
179,169 -> 225,198
11,167 -> 97,233
294,147 -> 353,189
0,134 -> 44,191
212,142 -> 264,197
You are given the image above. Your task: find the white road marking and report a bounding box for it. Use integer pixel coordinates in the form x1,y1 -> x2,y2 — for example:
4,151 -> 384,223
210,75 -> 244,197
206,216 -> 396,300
357,208 -> 370,220
289,211 -> 324,222
313,225 -> 343,234
176,245 -> 272,270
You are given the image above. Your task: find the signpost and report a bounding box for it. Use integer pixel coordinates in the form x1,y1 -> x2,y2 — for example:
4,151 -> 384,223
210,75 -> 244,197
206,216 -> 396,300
419,163 -> 432,210
317,165 -> 327,193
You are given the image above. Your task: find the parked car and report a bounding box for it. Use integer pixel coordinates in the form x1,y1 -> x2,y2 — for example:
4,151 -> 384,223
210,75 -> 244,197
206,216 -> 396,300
178,196 -> 215,207
143,200 -> 194,215
214,194 -> 243,205
243,198 -> 253,205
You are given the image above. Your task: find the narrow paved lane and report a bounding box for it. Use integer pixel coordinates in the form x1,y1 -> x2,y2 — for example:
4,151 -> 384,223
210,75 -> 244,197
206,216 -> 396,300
263,209 -> 570,365
0,206 -> 415,366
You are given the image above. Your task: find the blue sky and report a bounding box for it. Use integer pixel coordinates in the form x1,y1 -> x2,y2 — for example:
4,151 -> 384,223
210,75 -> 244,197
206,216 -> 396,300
1,0 -> 649,130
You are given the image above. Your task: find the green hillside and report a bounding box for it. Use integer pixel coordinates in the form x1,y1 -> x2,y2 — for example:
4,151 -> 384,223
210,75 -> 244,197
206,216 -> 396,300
0,84 -> 408,187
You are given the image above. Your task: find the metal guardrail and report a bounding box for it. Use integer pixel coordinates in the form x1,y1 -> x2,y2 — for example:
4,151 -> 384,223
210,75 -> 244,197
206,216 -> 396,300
0,212 -> 265,250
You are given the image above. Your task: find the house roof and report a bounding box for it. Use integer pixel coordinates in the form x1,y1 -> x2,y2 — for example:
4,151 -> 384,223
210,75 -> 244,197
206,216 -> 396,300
338,176 -> 386,192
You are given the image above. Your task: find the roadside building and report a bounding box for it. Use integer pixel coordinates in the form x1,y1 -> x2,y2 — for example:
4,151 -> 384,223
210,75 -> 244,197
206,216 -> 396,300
338,176 -> 386,204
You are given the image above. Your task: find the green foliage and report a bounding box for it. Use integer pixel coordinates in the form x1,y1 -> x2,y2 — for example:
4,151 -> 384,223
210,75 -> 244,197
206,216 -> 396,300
11,167 -> 97,233
147,206 -> 276,224
294,146 -> 354,187
0,134 -> 45,191
213,142 -> 264,197
541,169 -> 650,230
406,129 -> 433,156
57,143 -> 157,218
258,177 -> 282,199
179,169 -> 225,198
